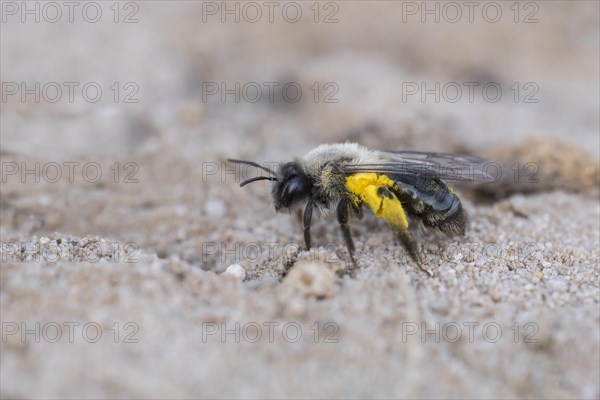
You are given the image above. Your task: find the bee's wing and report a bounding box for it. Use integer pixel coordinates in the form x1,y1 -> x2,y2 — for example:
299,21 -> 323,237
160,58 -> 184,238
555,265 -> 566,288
342,151 -> 495,182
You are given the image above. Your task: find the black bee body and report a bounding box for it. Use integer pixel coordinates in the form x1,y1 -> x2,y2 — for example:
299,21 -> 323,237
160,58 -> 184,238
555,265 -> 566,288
390,174 -> 467,237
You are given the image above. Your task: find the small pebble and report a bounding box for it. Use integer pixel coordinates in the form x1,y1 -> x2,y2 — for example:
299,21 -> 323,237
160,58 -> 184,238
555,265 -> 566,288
223,264 -> 245,280
284,261 -> 336,298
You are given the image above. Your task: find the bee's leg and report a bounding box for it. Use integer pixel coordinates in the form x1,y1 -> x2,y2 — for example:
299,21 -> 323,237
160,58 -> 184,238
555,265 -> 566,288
336,198 -> 356,263
395,229 -> 419,262
395,229 -> 431,275
363,186 -> 432,276
303,200 -> 313,250
387,216 -> 432,276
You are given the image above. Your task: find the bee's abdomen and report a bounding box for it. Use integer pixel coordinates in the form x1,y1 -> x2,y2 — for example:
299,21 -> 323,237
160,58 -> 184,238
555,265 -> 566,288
390,174 -> 467,236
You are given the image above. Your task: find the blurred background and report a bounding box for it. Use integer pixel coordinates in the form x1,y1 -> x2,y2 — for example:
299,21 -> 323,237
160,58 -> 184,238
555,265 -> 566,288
1,1 -> 599,398
2,1 -> 599,247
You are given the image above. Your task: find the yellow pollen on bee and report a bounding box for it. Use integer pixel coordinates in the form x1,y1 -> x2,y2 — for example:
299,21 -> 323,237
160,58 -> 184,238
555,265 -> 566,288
345,173 -> 408,230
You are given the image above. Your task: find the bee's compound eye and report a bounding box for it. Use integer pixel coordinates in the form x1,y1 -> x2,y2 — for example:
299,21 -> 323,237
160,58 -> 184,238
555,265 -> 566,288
283,162 -> 302,179
275,162 -> 311,209
279,176 -> 309,208
282,179 -> 300,198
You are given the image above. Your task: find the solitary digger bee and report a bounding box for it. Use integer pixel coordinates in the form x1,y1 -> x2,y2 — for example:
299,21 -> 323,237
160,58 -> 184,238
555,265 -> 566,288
229,143 -> 492,272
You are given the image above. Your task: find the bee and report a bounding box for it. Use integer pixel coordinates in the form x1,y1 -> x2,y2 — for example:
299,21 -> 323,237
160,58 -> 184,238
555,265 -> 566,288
229,143 -> 492,273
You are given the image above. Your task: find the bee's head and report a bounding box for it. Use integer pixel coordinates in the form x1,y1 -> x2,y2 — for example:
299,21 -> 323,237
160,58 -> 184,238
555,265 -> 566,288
272,162 -> 312,211
227,159 -> 311,212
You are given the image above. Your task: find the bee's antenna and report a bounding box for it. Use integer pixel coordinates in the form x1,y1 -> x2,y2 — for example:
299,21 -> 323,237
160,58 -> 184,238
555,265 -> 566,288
227,159 -> 276,176
240,176 -> 278,187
